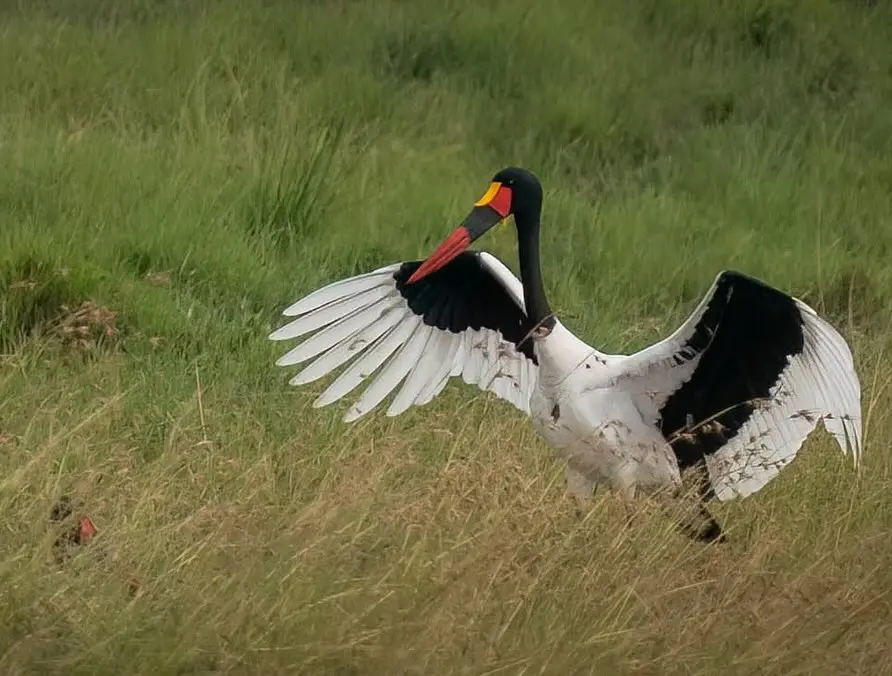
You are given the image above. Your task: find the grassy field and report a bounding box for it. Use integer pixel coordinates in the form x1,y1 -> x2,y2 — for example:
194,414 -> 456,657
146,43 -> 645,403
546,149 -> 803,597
2,0 -> 892,673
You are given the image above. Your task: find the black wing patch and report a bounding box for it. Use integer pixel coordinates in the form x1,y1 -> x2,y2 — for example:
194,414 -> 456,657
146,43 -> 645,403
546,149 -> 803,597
659,271 -> 805,473
393,252 -> 537,363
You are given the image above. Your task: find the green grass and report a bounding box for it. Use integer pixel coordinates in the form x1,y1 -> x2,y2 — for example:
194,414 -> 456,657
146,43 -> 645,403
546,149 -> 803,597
2,0 -> 892,672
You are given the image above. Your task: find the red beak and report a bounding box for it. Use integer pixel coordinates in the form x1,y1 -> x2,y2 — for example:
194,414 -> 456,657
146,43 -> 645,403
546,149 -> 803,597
406,227 -> 472,284
407,182 -> 512,285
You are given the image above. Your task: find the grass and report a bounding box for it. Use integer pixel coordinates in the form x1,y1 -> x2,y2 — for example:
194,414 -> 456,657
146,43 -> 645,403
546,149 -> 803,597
1,0 -> 892,672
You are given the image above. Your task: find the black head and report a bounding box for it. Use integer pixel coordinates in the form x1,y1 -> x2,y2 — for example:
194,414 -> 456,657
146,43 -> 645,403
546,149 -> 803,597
407,167 -> 544,284
491,167 -> 543,222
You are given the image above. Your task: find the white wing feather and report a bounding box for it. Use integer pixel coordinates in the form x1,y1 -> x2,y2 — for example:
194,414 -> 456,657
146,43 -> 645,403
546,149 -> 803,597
611,271 -> 727,415
270,254 -> 538,421
703,302 -> 861,501
611,273 -> 862,501
281,265 -> 401,317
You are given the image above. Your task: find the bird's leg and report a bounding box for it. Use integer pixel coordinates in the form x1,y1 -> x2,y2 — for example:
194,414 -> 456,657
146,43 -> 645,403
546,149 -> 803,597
689,502 -> 725,543
669,498 -> 725,543
661,465 -> 727,544
660,491 -> 725,542
564,466 -> 596,518
618,483 -> 640,530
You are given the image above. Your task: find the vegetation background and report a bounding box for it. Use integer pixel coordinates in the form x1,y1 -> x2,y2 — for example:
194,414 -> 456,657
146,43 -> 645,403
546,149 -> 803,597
1,0 -> 891,673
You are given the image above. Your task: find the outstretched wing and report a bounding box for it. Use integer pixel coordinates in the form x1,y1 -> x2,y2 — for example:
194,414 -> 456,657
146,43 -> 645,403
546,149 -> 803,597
615,270 -> 862,501
269,251 -> 538,421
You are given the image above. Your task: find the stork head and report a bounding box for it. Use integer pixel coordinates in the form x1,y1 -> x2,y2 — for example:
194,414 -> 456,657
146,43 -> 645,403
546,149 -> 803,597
406,167 -> 543,284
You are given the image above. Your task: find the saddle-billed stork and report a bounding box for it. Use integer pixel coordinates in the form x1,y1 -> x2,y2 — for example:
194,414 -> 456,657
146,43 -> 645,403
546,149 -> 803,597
269,167 -> 863,542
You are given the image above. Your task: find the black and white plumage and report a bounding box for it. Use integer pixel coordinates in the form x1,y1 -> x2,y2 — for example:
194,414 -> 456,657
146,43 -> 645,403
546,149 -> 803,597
269,167 -> 863,541
270,252 -> 537,420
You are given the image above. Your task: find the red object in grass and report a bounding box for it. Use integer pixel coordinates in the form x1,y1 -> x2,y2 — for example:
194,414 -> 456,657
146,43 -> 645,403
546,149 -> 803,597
79,517 -> 97,542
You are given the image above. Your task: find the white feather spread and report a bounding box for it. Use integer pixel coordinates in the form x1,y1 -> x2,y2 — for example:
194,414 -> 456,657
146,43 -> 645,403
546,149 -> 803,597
271,262 -> 863,504
270,254 -> 538,421
608,273 -> 862,502
703,301 -> 861,500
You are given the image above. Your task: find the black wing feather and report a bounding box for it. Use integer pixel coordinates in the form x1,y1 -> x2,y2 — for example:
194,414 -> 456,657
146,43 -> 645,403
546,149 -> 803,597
393,252 -> 537,363
659,271 -> 805,472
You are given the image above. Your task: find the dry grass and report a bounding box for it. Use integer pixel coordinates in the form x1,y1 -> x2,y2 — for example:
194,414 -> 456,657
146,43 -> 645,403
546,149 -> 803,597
1,346 -> 890,673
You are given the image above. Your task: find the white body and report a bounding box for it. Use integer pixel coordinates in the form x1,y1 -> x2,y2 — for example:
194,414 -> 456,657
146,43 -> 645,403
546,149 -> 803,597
528,323 -> 682,501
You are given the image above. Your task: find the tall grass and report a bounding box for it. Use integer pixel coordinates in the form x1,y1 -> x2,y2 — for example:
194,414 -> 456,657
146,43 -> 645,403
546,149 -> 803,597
1,0 -> 891,673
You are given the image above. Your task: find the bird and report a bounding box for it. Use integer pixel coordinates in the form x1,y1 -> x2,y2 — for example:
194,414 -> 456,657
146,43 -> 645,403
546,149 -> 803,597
268,166 -> 863,542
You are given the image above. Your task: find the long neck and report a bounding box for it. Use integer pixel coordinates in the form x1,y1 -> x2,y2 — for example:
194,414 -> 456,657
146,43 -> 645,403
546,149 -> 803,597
515,210 -> 556,331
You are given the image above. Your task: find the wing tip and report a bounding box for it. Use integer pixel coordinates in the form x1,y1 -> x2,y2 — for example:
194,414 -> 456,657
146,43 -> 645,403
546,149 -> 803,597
269,325 -> 295,341
343,406 -> 368,423
313,392 -> 337,409
275,354 -> 299,367
288,372 -> 313,387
